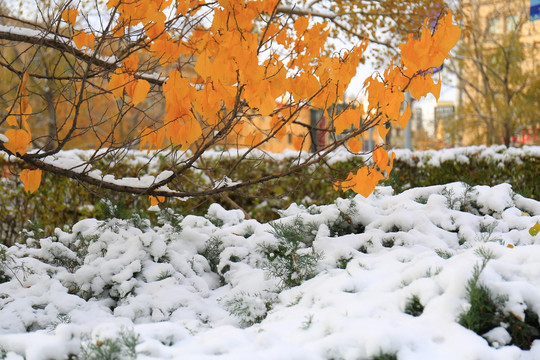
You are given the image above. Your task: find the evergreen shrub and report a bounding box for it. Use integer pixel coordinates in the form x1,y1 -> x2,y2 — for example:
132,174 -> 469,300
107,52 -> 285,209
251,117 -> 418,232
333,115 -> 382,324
1,146 -> 538,246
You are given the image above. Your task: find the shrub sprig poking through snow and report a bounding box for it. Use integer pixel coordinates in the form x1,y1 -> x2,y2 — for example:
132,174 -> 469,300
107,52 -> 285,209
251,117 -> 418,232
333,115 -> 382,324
221,291 -> 276,328
260,218 -> 322,288
458,247 -> 540,350
79,326 -> 140,360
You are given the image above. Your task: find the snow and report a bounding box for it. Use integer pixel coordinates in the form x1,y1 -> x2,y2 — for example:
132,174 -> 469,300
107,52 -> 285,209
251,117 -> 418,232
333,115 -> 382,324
0,182 -> 539,359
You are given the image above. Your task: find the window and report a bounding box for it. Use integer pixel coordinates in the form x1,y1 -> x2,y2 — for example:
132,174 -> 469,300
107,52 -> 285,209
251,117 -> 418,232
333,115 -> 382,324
489,16 -> 501,34
506,15 -> 517,32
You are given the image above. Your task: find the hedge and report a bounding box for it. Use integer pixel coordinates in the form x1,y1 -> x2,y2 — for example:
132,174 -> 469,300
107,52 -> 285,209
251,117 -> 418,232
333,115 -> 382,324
1,145 -> 538,246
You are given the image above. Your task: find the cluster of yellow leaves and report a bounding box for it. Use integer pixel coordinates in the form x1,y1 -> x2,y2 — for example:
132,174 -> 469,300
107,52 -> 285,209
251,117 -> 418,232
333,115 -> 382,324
334,147 -> 395,197
4,72 -> 32,156
334,11 -> 461,197
61,8 -> 78,26
334,107 -> 364,135
7,1 -> 461,198
62,7 -> 96,51
2,73 -> 42,193
73,31 -> 95,50
109,54 -> 151,106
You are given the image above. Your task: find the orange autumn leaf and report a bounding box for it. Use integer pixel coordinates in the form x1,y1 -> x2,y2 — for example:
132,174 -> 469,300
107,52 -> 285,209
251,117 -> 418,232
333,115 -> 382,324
348,136 -> 363,153
292,135 -> 304,151
270,115 -> 287,141
149,195 -> 164,206
377,122 -> 390,139
194,50 -> 212,79
408,73 -> 441,101
6,114 -> 17,127
19,71 -> 29,96
400,10 -> 461,73
139,127 -> 165,152
73,31 -> 95,50
150,37 -> 181,65
166,117 -> 202,149
123,53 -> 140,73
294,16 -> 310,37
245,132 -> 263,147
109,69 -> 129,98
334,107 -> 363,134
262,0 -> 279,14
334,166 -> 385,198
126,79 -> 150,106
432,11 -> 462,59
20,168 -> 42,193
372,147 -> 390,172
4,129 -> 31,155
385,152 -> 397,178
61,8 -> 78,25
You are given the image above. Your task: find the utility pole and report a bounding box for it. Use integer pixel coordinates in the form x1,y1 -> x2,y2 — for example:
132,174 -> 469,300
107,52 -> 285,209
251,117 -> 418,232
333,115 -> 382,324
404,92 -> 413,149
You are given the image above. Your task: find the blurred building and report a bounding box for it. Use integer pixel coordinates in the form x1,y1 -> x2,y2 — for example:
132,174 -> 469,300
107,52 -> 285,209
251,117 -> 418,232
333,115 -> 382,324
459,0 -> 540,146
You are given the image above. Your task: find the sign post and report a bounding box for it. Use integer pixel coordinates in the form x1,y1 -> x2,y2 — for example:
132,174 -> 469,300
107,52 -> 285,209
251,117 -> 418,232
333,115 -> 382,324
532,0 -> 540,21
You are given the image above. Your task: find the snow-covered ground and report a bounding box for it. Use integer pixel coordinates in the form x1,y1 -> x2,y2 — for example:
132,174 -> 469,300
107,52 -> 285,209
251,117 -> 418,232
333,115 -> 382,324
1,182 -> 540,360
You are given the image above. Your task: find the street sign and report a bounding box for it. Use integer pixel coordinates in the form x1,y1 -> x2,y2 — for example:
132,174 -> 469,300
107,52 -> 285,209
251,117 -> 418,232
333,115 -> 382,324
532,0 -> 540,21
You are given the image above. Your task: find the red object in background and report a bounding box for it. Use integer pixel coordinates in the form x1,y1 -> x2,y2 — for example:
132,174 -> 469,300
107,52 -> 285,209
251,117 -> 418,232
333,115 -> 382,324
317,117 -> 326,150
511,127 -> 540,145
1,164 -> 12,179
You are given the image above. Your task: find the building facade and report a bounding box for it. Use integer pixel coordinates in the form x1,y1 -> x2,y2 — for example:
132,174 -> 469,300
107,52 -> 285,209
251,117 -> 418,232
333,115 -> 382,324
458,0 -> 540,146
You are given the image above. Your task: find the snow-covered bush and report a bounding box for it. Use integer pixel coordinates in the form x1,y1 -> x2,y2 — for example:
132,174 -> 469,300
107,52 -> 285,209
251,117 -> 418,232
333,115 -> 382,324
0,183 -> 540,358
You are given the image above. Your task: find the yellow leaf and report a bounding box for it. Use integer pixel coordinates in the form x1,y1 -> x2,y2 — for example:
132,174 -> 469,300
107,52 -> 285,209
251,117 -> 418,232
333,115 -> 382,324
409,74 -> 441,101
61,8 -> 78,25
167,117 -> 202,149
4,129 -> 31,155
109,69 -> 128,98
334,107 -> 362,134
292,135 -> 304,151
128,79 -> 150,106
245,132 -> 263,148
194,50 -> 212,79
139,127 -> 165,152
334,166 -> 385,198
348,136 -> 363,153
6,114 -> 17,127
294,16 -> 310,37
149,195 -> 164,206
122,53 -> 139,73
20,168 -> 41,193
73,31 -> 95,50
396,104 -> 411,129
372,147 -> 389,171
530,222 -> 540,236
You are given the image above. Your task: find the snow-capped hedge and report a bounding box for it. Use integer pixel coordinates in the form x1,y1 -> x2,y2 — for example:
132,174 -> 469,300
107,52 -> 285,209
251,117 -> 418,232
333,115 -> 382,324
387,145 -> 540,197
1,146 -> 539,246
1,182 -> 540,359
